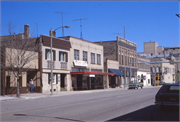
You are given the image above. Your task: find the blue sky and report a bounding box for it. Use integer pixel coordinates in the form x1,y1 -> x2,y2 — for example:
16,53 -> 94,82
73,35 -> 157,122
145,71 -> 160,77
1,1 -> 179,52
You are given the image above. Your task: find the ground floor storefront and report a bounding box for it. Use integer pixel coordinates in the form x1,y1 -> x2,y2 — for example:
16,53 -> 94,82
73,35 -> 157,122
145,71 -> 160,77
71,71 -> 115,90
42,69 -> 71,93
137,71 -> 151,86
1,70 -> 42,95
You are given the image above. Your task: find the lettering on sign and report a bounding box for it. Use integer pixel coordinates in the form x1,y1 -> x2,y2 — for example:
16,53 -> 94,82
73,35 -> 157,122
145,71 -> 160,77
74,60 -> 88,67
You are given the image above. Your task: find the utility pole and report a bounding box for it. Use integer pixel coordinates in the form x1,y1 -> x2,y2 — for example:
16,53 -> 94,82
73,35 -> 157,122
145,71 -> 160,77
55,12 -> 69,36
73,18 -> 87,39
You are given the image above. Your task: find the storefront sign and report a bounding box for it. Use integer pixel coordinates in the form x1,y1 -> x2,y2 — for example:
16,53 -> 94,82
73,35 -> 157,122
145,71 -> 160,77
89,74 -> 95,77
74,60 -> 88,67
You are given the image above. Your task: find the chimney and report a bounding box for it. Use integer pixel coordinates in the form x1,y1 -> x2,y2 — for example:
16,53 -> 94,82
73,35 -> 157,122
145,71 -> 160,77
13,33 -> 16,40
49,30 -> 56,37
24,24 -> 30,38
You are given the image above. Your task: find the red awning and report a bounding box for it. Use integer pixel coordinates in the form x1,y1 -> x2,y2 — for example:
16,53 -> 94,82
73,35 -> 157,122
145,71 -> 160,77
70,71 -> 115,75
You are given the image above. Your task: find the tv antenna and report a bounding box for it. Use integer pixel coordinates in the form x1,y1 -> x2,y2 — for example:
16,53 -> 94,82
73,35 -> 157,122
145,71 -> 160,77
34,22 -> 39,37
73,18 -> 87,39
113,25 -> 125,39
55,12 -> 69,36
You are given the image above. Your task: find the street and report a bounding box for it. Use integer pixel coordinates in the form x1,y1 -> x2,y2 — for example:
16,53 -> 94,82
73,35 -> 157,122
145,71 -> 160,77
1,87 -> 179,121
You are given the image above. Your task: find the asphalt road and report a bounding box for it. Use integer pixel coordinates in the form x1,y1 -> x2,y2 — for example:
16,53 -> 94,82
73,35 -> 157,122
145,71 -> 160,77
1,87 -> 179,121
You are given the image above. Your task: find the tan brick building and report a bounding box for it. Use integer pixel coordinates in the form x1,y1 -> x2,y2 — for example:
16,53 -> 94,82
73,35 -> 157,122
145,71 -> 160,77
95,36 -> 138,87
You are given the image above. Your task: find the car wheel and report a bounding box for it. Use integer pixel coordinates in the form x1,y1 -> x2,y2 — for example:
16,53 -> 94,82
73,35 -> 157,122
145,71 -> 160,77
136,87 -> 138,89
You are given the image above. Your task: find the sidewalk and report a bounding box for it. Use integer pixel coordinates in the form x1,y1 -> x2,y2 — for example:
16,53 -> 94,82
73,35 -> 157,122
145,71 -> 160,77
0,85 -> 160,102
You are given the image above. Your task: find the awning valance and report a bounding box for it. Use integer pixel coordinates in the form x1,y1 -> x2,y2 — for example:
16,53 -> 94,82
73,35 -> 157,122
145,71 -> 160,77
108,68 -> 124,76
70,71 -> 115,76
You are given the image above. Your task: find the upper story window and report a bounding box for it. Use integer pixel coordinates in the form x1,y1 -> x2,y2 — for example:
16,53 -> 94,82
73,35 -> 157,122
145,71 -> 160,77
83,51 -> 87,61
97,54 -> 101,65
156,67 -> 159,73
74,49 -> 79,60
45,49 -> 55,61
91,53 -> 95,64
59,51 -> 68,62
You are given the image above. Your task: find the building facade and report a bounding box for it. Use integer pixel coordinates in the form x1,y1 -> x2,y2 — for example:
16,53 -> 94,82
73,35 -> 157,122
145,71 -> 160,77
95,36 -> 138,87
150,57 -> 175,85
60,36 -> 114,90
40,35 -> 71,93
1,25 -> 42,95
137,55 -> 151,86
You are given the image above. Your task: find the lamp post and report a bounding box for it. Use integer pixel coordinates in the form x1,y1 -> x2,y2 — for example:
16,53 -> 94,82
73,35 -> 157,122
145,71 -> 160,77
50,25 -> 70,95
124,50 -> 128,89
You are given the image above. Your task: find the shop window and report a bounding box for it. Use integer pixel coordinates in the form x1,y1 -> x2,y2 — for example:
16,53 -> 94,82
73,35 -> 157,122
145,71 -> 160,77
48,73 -> 57,84
97,54 -> 101,65
74,49 -> 79,60
91,53 -> 95,64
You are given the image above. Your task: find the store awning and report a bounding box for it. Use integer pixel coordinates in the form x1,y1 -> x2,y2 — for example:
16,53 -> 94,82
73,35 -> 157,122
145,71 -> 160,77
108,68 -> 124,76
70,71 -> 115,76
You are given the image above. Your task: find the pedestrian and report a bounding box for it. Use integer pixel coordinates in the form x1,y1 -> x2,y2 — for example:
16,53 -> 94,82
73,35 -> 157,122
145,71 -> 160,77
29,79 -> 34,93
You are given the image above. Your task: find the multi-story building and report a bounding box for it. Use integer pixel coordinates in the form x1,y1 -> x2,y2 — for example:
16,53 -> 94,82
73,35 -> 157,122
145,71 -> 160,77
142,42 -> 180,72
137,55 -> 151,86
60,36 -> 114,90
1,25 -> 42,95
40,33 -> 71,92
149,57 -> 175,85
95,36 -> 138,87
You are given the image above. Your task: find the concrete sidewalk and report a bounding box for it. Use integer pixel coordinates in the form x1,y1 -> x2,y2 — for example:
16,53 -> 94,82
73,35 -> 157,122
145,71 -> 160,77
0,85 -> 160,102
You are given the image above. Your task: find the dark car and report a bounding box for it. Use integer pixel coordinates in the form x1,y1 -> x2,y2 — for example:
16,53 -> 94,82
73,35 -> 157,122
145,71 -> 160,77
155,83 -> 179,109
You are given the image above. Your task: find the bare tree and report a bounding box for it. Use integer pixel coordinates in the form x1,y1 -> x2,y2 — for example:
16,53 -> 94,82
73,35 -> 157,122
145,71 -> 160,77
1,36 -> 41,97
7,21 -> 16,35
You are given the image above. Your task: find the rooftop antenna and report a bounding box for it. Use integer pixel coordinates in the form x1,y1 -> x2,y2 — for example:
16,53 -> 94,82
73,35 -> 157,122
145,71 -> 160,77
113,25 -> 125,39
73,18 -> 87,39
55,12 -> 69,36
34,22 -> 39,37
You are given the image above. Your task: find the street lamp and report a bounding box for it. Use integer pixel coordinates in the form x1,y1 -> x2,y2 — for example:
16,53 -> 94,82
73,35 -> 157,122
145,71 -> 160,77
176,14 -> 180,18
50,25 -> 70,95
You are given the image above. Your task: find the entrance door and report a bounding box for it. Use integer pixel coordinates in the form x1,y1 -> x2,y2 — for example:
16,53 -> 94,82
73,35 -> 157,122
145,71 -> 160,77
6,76 -> 10,94
60,74 -> 66,89
77,75 -> 82,90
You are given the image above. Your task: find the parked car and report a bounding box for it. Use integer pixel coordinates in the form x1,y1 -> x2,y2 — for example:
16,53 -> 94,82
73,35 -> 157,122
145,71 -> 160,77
128,82 -> 143,89
154,82 -> 179,109
158,81 -> 166,85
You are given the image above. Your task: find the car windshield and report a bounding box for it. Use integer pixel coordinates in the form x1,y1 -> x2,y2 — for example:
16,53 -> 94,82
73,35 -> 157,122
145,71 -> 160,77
161,85 -> 180,93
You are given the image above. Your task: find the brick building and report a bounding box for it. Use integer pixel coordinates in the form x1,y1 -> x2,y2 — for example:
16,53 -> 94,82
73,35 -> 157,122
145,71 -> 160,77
95,36 -> 138,87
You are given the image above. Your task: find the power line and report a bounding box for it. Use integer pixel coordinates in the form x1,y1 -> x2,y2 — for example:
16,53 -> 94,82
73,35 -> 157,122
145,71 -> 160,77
73,18 -> 87,39
55,12 -> 69,36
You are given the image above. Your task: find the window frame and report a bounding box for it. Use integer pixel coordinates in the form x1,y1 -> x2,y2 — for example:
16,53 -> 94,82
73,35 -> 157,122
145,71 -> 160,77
97,54 -> 101,65
74,49 -> 79,60
91,53 -> 95,64
45,49 -> 56,61
83,51 -> 88,62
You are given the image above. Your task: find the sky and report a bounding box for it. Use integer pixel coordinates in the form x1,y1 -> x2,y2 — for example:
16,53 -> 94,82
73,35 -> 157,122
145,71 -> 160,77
1,1 -> 179,53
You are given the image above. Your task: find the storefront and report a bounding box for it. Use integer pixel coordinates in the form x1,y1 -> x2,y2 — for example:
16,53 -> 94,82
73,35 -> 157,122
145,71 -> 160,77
71,71 -> 115,90
108,68 -> 124,88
